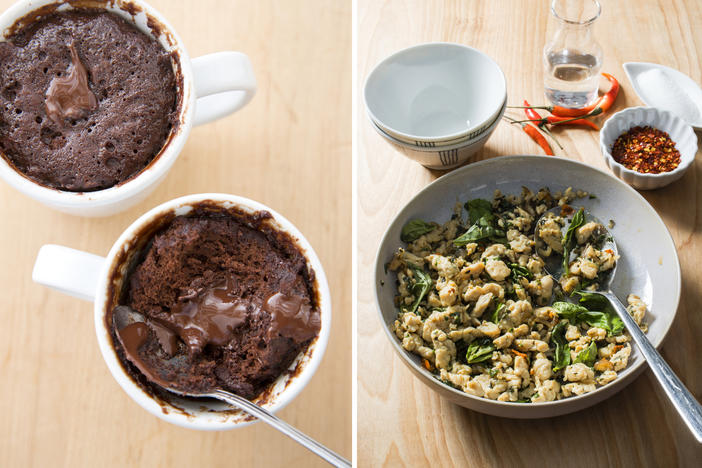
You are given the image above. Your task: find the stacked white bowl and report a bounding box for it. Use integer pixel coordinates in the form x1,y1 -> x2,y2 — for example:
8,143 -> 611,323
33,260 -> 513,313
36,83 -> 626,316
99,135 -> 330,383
364,43 -> 507,170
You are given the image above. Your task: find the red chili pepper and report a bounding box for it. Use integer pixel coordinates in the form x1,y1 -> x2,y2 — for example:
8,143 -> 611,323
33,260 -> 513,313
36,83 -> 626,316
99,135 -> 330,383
512,114 -> 600,130
523,99 -> 598,130
523,99 -> 542,122
519,101 -> 564,149
546,115 -> 600,130
509,103 -> 597,117
593,72 -> 620,114
523,123 -> 554,155
504,116 -> 553,155
549,103 -> 598,118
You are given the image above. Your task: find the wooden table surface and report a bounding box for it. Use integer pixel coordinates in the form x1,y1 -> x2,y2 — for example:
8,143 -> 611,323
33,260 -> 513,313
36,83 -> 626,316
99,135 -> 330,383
0,0 -> 350,466
358,0 -> 702,466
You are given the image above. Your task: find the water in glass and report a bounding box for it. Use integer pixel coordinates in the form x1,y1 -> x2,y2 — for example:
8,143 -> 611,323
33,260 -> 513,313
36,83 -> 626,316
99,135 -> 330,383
543,0 -> 603,108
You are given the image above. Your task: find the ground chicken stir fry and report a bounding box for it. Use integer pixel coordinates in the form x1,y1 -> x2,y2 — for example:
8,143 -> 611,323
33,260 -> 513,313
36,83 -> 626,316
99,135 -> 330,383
389,187 -> 648,403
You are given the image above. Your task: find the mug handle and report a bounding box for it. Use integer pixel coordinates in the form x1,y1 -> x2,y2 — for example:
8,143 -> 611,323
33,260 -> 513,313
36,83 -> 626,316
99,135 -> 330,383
191,51 -> 257,126
32,245 -> 105,302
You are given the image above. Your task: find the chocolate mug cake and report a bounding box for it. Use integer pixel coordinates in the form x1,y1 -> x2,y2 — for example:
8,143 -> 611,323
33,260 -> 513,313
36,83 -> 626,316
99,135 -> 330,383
109,205 -> 322,401
0,8 -> 179,191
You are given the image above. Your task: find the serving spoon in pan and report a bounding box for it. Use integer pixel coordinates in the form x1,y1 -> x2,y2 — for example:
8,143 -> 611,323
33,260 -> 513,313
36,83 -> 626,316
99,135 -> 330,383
113,305 -> 351,467
535,206 -> 702,443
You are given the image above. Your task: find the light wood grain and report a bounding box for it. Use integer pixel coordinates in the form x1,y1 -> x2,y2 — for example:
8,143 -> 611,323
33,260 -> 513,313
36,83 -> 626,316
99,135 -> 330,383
358,0 -> 702,466
0,0 -> 351,466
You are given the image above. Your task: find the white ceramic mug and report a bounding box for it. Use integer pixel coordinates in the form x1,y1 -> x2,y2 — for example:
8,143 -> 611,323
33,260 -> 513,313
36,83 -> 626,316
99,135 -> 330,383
0,0 -> 257,216
32,193 -> 331,430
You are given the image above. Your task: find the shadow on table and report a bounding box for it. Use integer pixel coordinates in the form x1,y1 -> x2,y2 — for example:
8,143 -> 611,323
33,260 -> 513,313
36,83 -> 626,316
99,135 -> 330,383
423,146 -> 510,180
636,134 -> 701,233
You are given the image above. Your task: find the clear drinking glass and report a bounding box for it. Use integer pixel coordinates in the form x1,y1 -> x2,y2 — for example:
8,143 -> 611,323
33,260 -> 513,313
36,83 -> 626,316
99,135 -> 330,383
543,0 -> 603,108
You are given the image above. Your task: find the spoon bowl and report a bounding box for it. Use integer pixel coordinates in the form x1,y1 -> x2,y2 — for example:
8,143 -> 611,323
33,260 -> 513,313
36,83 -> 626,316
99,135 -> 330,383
534,205 -> 618,289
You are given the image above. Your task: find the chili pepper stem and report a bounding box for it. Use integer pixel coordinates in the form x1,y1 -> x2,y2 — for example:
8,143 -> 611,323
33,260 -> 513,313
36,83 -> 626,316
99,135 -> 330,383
509,108 -> 603,126
539,125 -> 564,150
503,115 -> 522,124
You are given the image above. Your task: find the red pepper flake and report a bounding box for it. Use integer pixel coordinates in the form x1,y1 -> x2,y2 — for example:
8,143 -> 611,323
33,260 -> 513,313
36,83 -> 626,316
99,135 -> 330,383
611,126 -> 681,174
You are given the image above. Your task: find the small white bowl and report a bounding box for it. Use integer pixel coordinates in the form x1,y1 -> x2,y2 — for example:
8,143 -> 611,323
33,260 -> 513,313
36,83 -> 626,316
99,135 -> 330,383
370,101 -> 505,170
368,95 -> 507,149
364,43 -> 506,145
600,106 -> 698,190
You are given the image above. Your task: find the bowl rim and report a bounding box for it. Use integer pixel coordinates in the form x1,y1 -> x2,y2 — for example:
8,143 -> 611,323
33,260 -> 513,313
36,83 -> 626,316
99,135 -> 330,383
368,100 -> 506,152
363,42 -> 507,142
600,106 -> 698,180
372,155 -> 681,411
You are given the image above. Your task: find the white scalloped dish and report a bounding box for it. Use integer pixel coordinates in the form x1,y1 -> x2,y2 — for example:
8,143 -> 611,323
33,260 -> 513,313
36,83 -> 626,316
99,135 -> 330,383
600,107 -> 698,190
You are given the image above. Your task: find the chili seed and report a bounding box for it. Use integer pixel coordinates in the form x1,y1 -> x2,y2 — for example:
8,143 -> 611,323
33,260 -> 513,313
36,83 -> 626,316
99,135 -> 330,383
611,126 -> 681,174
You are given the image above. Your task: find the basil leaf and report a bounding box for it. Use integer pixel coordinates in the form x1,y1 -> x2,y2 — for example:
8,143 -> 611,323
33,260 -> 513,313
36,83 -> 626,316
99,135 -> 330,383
609,315 -> 625,335
574,291 -> 625,335
552,301 -> 588,322
453,220 -> 505,246
509,263 -> 533,281
579,311 -> 624,336
577,310 -> 608,329
464,199 -> 493,224
575,291 -> 609,309
405,268 -> 432,314
489,303 -> 506,324
465,337 -> 495,364
551,321 -> 571,372
454,200 -> 506,246
562,207 -> 585,271
400,219 -> 436,243
453,216 -> 496,245
574,342 -> 598,367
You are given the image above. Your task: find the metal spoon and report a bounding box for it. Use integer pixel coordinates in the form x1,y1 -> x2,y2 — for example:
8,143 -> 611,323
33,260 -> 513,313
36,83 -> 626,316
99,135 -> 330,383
113,306 -> 351,467
535,206 -> 702,443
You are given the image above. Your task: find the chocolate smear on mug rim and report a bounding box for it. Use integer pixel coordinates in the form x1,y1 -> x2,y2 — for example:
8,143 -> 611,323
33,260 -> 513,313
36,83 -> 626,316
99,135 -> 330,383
105,201 -> 322,416
0,0 -> 185,193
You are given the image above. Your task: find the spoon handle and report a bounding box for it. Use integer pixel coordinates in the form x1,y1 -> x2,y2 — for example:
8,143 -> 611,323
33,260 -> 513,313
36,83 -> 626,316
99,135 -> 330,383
600,291 -> 702,443
211,389 -> 351,467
